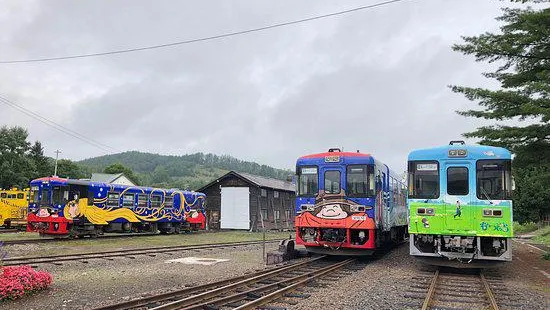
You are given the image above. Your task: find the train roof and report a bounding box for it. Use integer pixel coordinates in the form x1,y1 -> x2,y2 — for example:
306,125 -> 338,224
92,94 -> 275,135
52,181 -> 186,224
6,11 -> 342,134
297,149 -> 374,165
30,176 -> 204,195
408,142 -> 511,161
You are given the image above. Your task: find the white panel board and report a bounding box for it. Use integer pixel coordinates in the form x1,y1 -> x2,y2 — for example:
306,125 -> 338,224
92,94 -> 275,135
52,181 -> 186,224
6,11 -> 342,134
220,187 -> 250,230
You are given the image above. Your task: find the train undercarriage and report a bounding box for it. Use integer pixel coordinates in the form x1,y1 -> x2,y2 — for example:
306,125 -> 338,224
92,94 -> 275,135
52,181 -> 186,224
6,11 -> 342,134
410,233 -> 512,267
297,226 -> 408,255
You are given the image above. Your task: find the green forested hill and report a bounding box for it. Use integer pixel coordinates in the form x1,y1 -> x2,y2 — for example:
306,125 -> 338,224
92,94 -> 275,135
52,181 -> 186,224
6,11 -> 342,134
77,151 -> 292,190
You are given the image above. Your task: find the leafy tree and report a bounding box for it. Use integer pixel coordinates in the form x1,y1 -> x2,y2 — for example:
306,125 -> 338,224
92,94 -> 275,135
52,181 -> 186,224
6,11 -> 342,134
103,163 -> 140,185
56,159 -> 86,179
0,126 -> 35,189
451,0 -> 550,222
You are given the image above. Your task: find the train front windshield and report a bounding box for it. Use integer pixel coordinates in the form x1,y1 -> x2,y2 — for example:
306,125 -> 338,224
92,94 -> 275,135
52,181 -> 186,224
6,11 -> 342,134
408,161 -> 440,199
297,166 -> 318,196
476,159 -> 512,200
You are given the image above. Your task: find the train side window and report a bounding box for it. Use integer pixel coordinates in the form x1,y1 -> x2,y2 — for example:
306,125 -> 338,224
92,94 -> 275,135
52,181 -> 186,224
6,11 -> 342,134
151,195 -> 162,208
122,194 -> 134,208
107,192 -> 120,207
408,161 -> 439,199
137,194 -> 148,208
324,170 -> 341,194
447,167 -> 469,195
164,196 -> 174,208
17,193 -> 24,199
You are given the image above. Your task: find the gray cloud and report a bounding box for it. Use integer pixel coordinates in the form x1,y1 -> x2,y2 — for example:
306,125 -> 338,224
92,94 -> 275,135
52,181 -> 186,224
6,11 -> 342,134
0,0 -> 511,172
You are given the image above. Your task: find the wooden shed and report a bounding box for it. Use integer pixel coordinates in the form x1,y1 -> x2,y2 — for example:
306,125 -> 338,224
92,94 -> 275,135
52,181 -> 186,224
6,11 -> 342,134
197,171 -> 295,231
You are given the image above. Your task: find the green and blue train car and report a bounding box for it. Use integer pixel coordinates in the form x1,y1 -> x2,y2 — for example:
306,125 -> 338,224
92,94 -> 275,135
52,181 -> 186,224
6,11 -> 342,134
407,141 -> 513,266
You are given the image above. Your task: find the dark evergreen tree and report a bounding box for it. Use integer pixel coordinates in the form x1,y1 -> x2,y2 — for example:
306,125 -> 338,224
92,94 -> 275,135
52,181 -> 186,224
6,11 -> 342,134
29,141 -> 53,178
451,0 -> 550,222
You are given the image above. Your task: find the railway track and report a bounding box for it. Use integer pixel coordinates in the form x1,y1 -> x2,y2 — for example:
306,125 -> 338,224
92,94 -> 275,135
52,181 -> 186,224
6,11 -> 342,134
0,228 -> 20,234
2,240 -> 281,266
1,232 -> 162,245
92,255 -> 356,310
416,268 -> 500,310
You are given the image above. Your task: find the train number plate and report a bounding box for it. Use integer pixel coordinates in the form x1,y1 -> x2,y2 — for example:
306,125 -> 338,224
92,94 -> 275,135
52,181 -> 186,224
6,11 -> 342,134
324,155 -> 340,163
352,215 -> 367,221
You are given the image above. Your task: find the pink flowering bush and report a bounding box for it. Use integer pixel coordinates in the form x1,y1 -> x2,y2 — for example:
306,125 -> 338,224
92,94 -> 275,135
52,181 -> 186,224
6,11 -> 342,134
0,265 -> 52,301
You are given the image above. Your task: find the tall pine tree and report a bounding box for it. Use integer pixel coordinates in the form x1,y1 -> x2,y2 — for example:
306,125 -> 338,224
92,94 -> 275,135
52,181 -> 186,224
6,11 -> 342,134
451,0 -> 549,222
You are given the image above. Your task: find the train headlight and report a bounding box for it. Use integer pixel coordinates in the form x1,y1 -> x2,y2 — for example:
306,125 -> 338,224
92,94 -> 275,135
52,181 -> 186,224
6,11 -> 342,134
350,205 -> 366,213
300,204 -> 314,212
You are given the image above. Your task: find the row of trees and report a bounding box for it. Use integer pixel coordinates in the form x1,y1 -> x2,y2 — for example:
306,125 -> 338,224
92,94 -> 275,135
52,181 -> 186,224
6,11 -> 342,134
452,0 -> 549,223
0,126 -> 137,189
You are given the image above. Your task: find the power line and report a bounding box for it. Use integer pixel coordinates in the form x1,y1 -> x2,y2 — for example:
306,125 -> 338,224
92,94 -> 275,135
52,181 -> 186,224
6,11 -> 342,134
0,94 -> 118,153
0,0 -> 408,64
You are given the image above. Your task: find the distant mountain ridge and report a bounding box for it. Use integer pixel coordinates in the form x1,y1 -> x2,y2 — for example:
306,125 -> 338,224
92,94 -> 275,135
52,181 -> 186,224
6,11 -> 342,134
77,151 -> 292,191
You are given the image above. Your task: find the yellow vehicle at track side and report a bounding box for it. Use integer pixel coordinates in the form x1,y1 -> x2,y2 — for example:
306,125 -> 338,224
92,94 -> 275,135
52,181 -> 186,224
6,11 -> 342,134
0,188 -> 28,228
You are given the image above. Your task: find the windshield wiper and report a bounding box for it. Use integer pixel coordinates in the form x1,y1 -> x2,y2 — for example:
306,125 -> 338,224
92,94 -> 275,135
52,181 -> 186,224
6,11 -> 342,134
479,186 -> 494,204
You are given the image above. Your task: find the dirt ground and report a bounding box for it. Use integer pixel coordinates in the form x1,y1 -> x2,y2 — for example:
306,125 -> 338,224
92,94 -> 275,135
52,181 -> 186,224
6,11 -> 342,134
0,235 -> 547,310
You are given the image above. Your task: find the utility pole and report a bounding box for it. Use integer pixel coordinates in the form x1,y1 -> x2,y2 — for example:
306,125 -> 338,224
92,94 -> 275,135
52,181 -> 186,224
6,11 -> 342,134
53,150 -> 61,177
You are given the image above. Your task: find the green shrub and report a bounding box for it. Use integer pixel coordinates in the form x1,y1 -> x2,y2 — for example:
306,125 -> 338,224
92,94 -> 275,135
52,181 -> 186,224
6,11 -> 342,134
513,221 -> 539,234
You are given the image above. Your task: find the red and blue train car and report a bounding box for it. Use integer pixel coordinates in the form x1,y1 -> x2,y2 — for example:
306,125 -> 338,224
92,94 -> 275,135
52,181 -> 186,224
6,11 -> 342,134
295,148 -> 408,255
27,176 -> 206,237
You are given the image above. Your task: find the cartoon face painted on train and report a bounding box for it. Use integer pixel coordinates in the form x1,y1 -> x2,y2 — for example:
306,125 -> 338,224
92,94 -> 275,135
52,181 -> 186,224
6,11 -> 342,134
315,203 -> 348,219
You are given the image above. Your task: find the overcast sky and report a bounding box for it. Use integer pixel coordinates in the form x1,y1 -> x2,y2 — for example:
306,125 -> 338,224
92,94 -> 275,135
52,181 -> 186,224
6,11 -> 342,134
0,0 -> 517,172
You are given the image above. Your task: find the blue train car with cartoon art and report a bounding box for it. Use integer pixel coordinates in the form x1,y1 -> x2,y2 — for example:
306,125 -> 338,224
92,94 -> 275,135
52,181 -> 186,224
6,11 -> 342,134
27,176 -> 206,237
295,148 -> 408,255
408,141 -> 513,267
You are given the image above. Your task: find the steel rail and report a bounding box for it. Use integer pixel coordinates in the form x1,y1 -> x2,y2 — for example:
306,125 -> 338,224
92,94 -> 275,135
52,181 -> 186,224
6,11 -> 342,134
480,273 -> 500,310
2,232 -> 161,245
2,240 -> 281,266
148,256 -> 328,310
0,229 -> 20,234
421,270 -> 439,310
94,256 -> 326,310
232,258 -> 355,310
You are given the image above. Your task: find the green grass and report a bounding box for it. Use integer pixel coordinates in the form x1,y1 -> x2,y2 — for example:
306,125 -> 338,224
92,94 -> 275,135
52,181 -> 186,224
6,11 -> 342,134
3,230 -> 292,257
531,225 -> 550,246
513,221 -> 539,234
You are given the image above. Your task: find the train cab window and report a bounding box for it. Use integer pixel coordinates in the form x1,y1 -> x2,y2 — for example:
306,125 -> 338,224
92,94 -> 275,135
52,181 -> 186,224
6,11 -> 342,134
324,170 -> 341,194
346,165 -> 375,197
447,167 -> 469,195
408,161 -> 440,199
122,194 -> 134,208
40,189 -> 49,204
30,187 -> 39,203
297,166 -> 318,197
52,186 -> 69,205
164,196 -> 174,208
137,194 -> 148,208
107,192 -> 120,208
0,193 -> 6,198
17,193 -> 24,199
477,160 -> 512,200
150,195 -> 162,208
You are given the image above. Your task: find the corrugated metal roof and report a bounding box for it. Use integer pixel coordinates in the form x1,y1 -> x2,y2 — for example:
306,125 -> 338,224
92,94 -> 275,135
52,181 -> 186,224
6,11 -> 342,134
236,172 -> 295,192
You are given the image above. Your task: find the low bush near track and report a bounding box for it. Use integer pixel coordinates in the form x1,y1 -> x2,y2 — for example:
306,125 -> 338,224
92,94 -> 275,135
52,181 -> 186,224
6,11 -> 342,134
0,265 -> 52,301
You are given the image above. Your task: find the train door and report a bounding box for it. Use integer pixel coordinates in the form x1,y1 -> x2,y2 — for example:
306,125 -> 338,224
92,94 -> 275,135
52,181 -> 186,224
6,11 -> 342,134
444,162 -> 473,232
320,166 -> 344,196
382,170 -> 392,231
